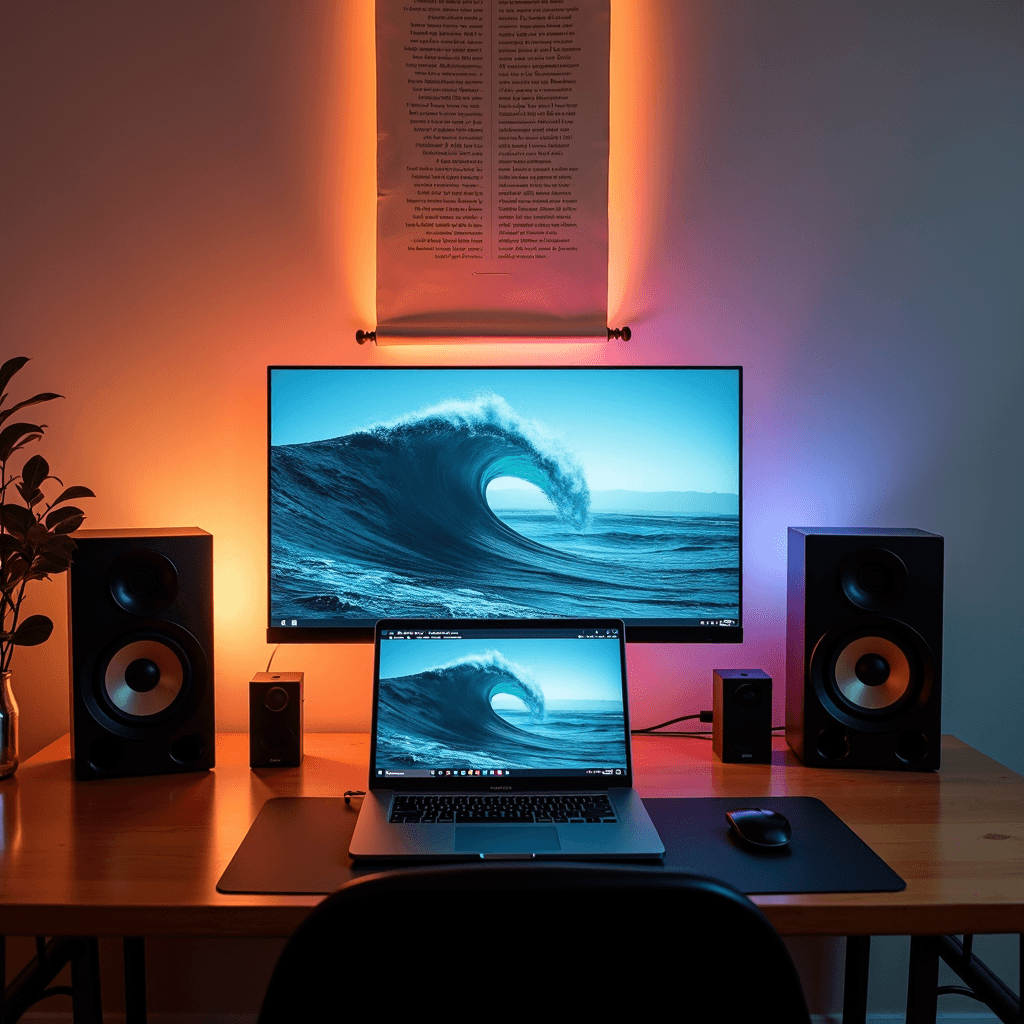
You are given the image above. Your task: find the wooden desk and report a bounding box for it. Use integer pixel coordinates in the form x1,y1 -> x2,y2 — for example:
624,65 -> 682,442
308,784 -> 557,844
1,732 -> 1021,940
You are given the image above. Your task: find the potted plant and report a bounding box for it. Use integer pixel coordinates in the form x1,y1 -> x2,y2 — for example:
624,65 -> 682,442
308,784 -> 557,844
0,356 -> 94,778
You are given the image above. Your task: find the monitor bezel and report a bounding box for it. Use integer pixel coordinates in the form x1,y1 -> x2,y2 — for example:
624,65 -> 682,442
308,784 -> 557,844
267,365 -> 743,644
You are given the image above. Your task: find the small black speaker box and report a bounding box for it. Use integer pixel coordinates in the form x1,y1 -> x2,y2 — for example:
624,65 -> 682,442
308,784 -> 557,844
786,527 -> 943,771
713,669 -> 772,764
68,528 -> 215,780
250,672 -> 304,768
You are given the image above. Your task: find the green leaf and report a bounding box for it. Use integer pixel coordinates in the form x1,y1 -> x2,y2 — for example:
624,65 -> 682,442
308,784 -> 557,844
0,542 -> 28,566
48,485 -> 96,507
1,552 -> 29,590
0,357 -> 29,399
0,393 -> 62,427
32,551 -> 71,574
45,506 -> 84,531
29,565 -> 63,581
12,614 -> 53,647
0,422 -> 44,463
25,519 -> 48,542
39,532 -> 76,556
15,477 -> 44,507
0,504 -> 34,538
20,572 -> 54,586
52,513 -> 85,535
0,533 -> 21,557
2,435 -> 43,463
21,454 -> 49,491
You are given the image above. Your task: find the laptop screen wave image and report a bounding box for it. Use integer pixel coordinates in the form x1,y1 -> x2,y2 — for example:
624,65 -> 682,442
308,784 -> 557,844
350,619 -> 665,861
376,646 -> 627,773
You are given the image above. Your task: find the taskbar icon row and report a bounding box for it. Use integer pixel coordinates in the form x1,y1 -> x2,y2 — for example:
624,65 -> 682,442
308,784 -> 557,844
375,766 -> 627,779
375,768 -> 512,778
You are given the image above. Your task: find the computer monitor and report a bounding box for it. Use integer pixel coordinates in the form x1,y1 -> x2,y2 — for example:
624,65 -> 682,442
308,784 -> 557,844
268,366 -> 741,643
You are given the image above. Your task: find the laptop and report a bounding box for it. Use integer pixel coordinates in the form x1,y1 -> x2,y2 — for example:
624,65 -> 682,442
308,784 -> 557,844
349,618 -> 665,861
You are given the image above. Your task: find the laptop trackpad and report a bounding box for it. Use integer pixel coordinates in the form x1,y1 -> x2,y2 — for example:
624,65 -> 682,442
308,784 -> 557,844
454,826 -> 561,853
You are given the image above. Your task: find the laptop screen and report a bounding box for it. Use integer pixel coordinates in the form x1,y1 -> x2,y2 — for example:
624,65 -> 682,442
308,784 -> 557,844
370,620 -> 631,788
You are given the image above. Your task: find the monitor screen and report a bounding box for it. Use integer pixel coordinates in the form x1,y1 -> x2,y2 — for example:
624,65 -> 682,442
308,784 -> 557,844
268,366 -> 741,643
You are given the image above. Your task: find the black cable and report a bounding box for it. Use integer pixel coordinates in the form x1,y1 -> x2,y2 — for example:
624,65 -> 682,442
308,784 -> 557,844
343,790 -> 365,804
631,713 -> 701,735
639,731 -> 713,739
633,717 -> 785,737
265,644 -> 280,673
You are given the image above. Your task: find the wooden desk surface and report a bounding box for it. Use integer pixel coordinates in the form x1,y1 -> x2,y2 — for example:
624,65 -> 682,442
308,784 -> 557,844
0,733 -> 1021,938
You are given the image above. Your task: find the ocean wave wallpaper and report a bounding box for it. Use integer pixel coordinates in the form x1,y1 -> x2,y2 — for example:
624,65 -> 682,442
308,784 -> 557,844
375,637 -> 626,770
269,368 -> 740,626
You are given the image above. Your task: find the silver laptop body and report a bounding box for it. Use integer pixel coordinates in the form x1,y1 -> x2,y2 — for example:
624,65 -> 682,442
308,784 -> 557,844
349,618 -> 665,861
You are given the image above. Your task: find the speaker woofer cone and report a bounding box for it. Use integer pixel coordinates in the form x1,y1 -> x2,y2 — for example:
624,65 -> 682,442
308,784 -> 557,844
104,639 -> 186,717
833,636 -> 912,710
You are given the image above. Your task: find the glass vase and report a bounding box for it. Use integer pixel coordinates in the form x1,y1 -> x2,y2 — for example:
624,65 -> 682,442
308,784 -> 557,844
0,669 -> 19,779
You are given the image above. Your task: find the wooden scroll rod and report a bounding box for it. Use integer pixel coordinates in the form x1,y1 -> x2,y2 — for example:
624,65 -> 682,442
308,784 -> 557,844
356,326 -> 631,344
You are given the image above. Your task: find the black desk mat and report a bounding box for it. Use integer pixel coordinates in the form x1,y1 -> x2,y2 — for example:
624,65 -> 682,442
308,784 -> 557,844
646,797 -> 904,894
216,795 -> 905,896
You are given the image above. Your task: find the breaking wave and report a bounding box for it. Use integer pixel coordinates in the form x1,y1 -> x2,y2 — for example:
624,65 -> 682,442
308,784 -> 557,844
270,394 -> 738,621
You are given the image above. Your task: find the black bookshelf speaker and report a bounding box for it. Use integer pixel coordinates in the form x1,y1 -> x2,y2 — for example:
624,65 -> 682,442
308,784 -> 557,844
249,672 -> 304,768
68,528 -> 215,780
713,670 -> 772,764
786,528 -> 943,771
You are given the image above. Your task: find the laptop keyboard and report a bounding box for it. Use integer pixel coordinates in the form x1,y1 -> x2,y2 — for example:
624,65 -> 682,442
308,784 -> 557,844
390,794 -> 617,824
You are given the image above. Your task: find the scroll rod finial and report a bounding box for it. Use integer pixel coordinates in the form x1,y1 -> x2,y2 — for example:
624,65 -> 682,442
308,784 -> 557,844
607,326 -> 632,341
356,330 -> 377,345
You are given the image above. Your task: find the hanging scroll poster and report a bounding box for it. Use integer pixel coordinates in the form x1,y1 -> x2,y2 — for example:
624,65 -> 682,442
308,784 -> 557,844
375,0 -> 610,339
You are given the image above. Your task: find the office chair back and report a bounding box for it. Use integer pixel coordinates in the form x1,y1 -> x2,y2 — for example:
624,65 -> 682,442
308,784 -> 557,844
257,863 -> 810,1023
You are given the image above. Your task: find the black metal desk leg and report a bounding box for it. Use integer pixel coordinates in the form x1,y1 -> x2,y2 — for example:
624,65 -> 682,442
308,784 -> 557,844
906,935 -> 939,1024
843,935 -> 870,1024
123,936 -> 147,1024
69,937 -> 103,1024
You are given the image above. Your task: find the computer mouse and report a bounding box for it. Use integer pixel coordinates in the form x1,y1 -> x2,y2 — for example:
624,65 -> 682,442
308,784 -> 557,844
726,807 -> 792,848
